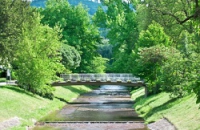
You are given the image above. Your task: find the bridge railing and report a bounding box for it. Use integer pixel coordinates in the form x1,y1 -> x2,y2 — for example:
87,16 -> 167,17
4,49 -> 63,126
60,73 -> 142,83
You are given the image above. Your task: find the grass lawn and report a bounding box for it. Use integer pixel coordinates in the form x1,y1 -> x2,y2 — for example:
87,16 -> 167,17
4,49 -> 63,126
132,88 -> 200,130
0,78 -> 6,82
0,85 -> 95,130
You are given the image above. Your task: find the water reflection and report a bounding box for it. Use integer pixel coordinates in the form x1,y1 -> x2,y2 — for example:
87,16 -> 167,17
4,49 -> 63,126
33,85 -> 148,130
100,85 -> 128,90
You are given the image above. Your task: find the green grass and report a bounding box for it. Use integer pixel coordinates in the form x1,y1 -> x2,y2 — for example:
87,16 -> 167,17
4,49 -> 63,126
131,87 -> 145,101
0,78 -> 6,82
132,88 -> 200,130
0,85 -> 95,130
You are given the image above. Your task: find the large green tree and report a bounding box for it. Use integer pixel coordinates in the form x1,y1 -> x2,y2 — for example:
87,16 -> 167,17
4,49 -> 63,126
93,0 -> 138,72
14,14 -> 64,98
134,0 -> 200,47
134,0 -> 200,103
136,45 -> 182,95
134,0 -> 200,25
94,0 -> 138,53
0,0 -> 33,65
131,22 -> 173,95
39,0 -> 101,73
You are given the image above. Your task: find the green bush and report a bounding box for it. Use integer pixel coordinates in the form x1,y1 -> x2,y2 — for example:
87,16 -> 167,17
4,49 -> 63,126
11,71 -> 17,80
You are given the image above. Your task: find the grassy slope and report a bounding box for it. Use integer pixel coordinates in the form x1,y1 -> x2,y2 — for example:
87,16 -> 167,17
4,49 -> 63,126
132,88 -> 200,130
0,85 -> 94,130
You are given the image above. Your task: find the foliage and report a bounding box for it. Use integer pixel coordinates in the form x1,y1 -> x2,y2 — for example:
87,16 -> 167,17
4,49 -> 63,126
61,44 -> 81,71
134,0 -> 200,46
11,70 -> 17,80
101,0 -> 138,53
93,6 -> 107,28
39,0 -> 101,73
108,52 -> 131,73
0,0 -> 33,65
134,0 -> 200,25
132,22 -> 173,94
85,56 -> 108,73
158,49 -> 200,98
14,14 -> 64,99
93,0 -> 138,72
133,0 -> 200,103
97,40 -> 113,60
135,45 -> 180,95
137,21 -> 171,48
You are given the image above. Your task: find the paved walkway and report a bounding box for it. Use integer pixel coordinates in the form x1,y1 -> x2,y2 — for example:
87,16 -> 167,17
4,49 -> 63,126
0,81 -> 17,86
0,82 -> 7,86
0,117 -> 20,130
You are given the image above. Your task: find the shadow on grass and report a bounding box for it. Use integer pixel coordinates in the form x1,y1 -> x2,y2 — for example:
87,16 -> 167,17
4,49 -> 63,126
144,98 -> 178,119
55,96 -> 69,104
134,95 -> 157,111
0,85 -> 41,99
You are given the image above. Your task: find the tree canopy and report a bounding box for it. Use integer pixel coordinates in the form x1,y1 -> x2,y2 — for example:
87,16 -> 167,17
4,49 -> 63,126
0,0 -> 33,65
14,14 -> 64,98
39,0 -> 102,73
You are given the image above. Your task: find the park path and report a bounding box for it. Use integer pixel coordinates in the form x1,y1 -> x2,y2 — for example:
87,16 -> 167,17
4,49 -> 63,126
0,81 -> 17,86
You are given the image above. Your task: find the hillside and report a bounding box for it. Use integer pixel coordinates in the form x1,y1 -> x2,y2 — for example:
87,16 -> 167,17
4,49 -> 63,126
0,85 -> 94,130
31,0 -> 102,15
131,88 -> 200,130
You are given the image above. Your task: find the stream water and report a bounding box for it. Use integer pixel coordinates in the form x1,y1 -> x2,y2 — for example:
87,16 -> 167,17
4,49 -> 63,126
33,85 -> 148,130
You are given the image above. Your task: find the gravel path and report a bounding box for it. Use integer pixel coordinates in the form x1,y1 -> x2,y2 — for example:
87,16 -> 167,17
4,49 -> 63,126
0,117 -> 21,130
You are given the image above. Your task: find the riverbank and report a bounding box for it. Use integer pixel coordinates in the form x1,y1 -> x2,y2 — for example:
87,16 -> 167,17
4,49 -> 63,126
0,85 -> 94,130
33,85 -> 147,130
131,88 -> 200,130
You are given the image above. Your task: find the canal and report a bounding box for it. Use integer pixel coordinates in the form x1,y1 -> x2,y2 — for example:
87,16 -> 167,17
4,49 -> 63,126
33,85 -> 148,130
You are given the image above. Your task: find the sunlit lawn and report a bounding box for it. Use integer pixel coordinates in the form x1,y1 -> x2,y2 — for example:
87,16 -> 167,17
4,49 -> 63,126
132,88 -> 200,130
0,85 -> 94,130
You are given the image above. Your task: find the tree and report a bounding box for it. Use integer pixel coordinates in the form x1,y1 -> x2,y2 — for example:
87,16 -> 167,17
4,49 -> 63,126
137,21 -> 171,48
134,0 -> 196,46
136,45 -> 181,95
93,0 -> 138,72
95,0 -> 138,53
61,44 -> 81,72
134,0 -> 200,103
39,0 -> 101,73
0,0 -> 33,65
14,14 -> 64,99
160,51 -> 189,98
85,56 -> 108,73
131,22 -> 172,94
135,0 -> 200,25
